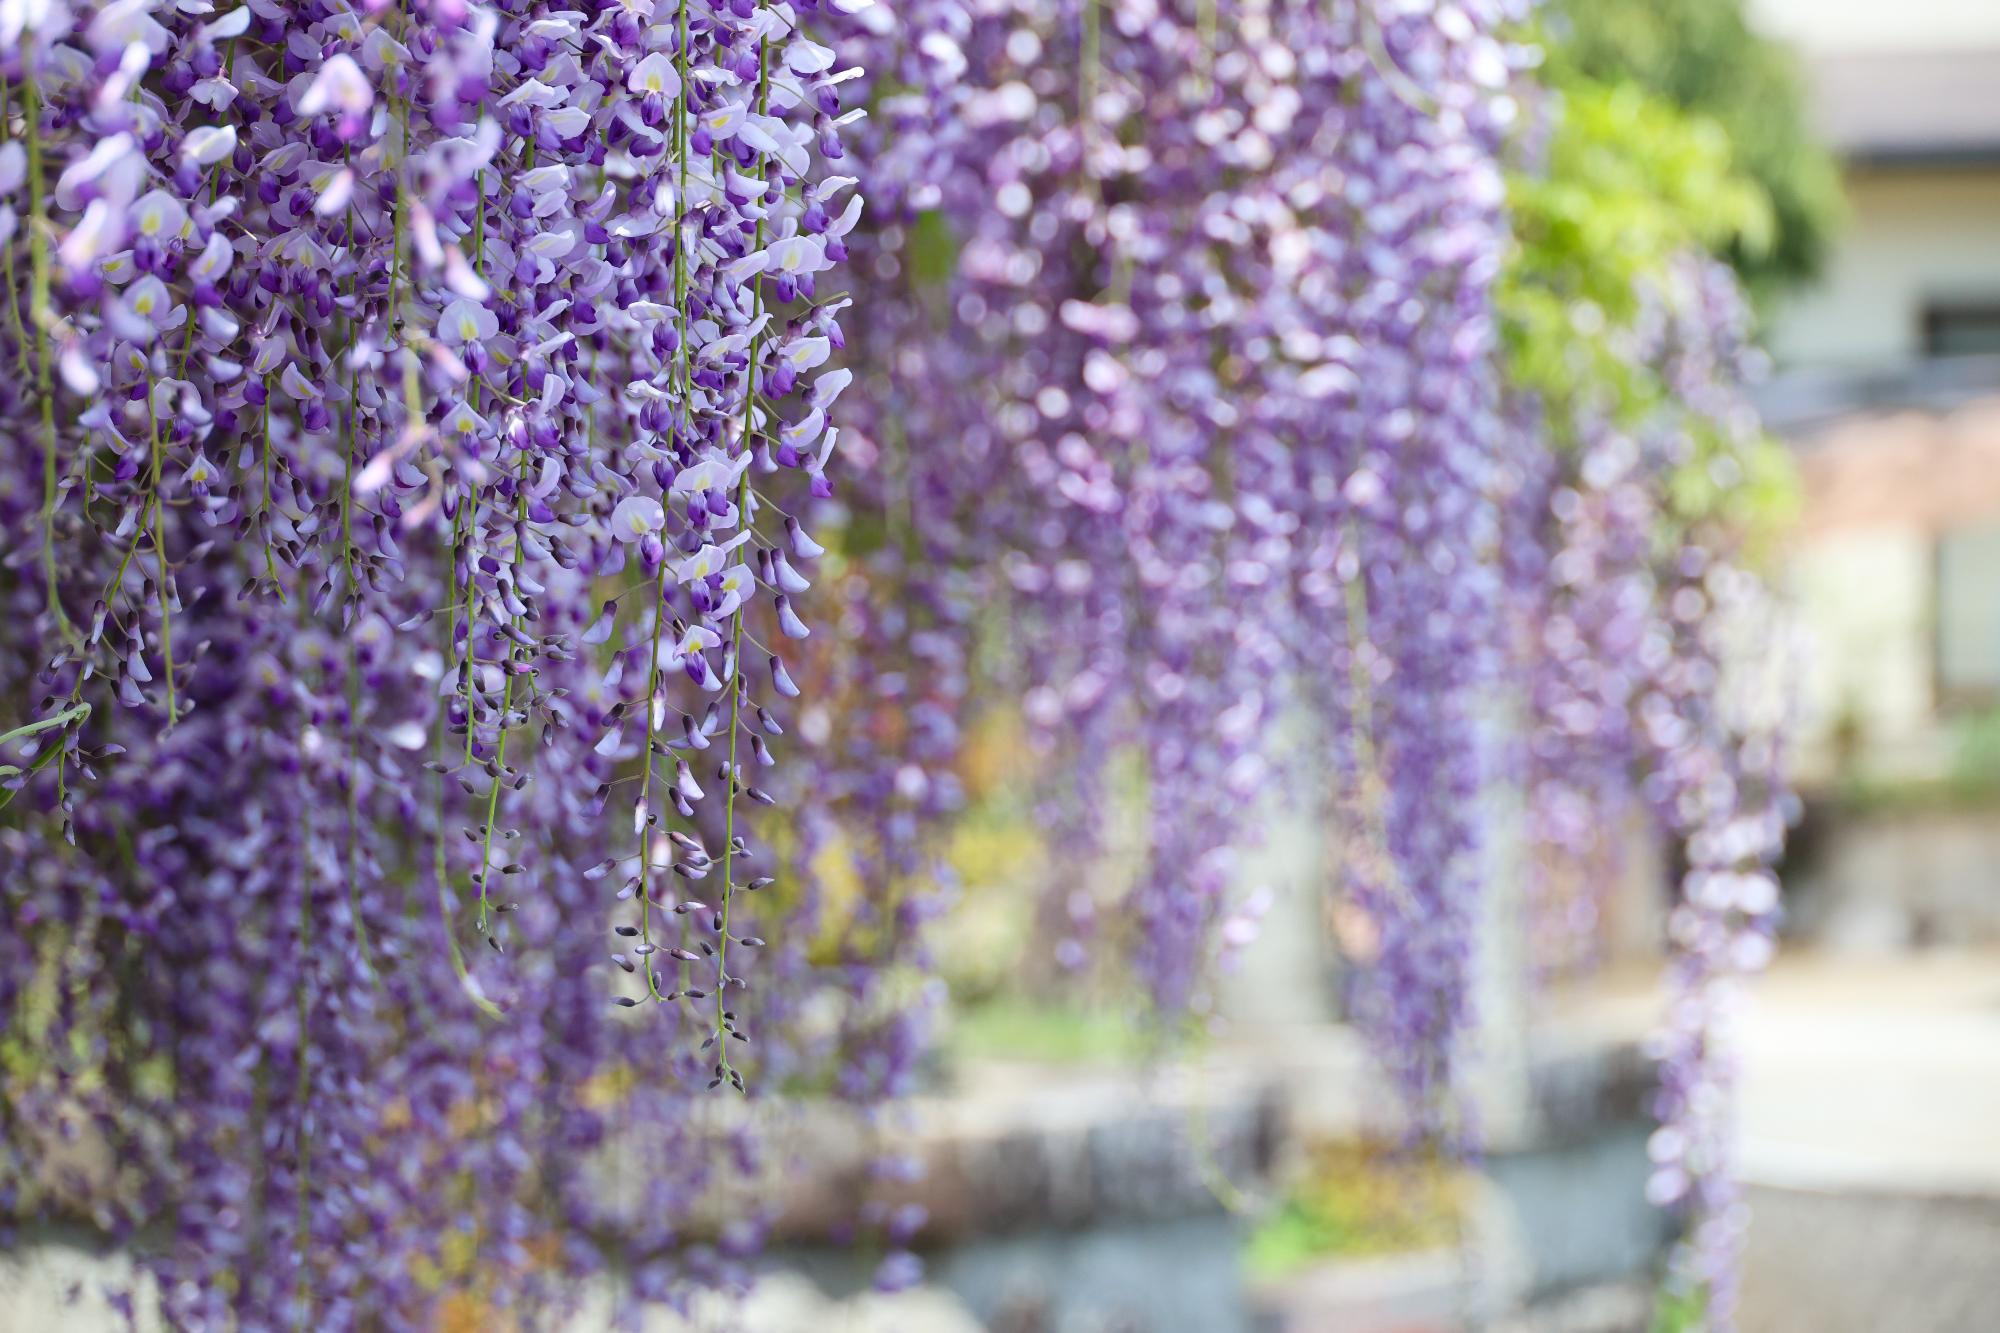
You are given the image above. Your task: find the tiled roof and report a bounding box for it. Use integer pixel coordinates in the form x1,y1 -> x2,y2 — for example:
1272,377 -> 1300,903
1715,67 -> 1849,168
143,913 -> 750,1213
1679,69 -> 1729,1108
1790,393 -> 2000,536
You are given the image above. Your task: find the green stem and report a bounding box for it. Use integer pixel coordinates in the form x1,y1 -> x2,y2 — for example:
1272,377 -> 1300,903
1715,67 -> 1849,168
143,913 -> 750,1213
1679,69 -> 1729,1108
0,704 -> 89,751
24,73 -> 75,645
472,644 -> 512,934
340,297 -> 377,980
261,379 -> 286,599
1,75 -> 27,381
710,33 -> 773,1082
633,560 -> 671,1001
434,501 -> 501,1017
473,442 -> 531,936
712,544 -> 749,1069
143,378 -> 177,726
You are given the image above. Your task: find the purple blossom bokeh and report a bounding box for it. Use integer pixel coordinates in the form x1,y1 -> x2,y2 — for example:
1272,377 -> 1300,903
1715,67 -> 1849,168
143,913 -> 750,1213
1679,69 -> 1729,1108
2,0 -> 1786,1326
1514,254 -> 1788,1321
835,0 -> 1528,1135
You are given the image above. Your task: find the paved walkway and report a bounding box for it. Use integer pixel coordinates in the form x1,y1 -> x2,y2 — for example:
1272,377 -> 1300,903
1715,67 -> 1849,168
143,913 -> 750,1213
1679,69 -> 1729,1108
1556,949 -> 2000,1333
1553,948 -> 2000,1194
1730,951 -> 2000,1193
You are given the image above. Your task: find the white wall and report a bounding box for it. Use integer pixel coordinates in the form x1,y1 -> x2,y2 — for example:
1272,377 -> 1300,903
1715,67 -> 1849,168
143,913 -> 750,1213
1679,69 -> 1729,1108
1763,168 -> 2000,369
1785,526 -> 1941,778
1749,0 -> 2000,54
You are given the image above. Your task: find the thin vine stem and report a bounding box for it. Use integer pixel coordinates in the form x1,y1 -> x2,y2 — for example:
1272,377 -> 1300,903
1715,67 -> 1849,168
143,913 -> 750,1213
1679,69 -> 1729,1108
23,70 -> 77,646
143,377 -> 178,727
709,30 -> 774,1086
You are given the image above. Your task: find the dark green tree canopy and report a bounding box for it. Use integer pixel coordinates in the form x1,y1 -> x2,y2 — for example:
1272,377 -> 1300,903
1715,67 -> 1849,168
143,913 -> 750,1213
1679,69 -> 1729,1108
1543,0 -> 1845,302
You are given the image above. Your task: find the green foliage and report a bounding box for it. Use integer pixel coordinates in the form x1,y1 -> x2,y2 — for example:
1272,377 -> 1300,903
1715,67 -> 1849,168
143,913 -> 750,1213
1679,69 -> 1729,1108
906,209 -> 961,290
1545,0 -> 1845,304
1499,77 -> 1770,422
1652,1281 -> 1710,1333
1953,705 -> 2000,783
1500,9 -> 1805,539
1244,1142 -> 1468,1278
943,997 -> 1172,1066
1828,708 -> 2000,812
1827,770 -> 2000,815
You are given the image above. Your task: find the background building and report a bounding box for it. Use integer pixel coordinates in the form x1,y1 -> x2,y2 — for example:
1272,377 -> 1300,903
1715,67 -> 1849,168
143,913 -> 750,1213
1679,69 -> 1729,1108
1751,0 -> 2000,787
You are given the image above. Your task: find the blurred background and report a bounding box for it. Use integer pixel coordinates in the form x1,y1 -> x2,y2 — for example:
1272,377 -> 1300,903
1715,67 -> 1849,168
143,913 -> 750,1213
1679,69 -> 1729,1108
7,1 -> 2000,1331
672,2 -> 2000,1328
743,1 -> 2000,1328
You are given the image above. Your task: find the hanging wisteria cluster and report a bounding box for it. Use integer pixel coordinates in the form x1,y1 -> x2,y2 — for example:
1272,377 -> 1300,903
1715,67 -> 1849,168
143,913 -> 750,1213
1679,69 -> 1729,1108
836,0 -> 1526,1127
2,0 -> 1787,1325
834,0 -> 1783,1310
0,0 -> 890,1322
1515,251 -> 1788,1322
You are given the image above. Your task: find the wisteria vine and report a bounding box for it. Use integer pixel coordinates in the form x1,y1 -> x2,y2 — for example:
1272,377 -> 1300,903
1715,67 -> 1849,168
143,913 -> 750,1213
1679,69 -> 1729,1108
2,0 -> 1788,1327
837,0 -> 1526,1126
1515,252 -> 1788,1322
2,0 -> 879,1322
835,0 -> 1783,1316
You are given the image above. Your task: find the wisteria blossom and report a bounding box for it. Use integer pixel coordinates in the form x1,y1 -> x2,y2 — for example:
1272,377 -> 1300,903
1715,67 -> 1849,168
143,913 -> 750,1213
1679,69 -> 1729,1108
837,0 -> 1527,1125
833,0 -> 1782,1315
1515,255 -> 1790,1321
1,0 -> 869,1322
1,0 -> 1789,1326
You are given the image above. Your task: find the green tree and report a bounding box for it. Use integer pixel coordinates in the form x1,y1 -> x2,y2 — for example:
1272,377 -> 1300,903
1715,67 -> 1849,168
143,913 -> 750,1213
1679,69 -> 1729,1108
1498,0 -> 1822,534
1545,0 -> 1845,303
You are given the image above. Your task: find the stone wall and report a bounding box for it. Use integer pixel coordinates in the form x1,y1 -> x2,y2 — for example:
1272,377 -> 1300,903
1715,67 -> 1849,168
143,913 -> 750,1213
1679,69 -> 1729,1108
1787,803 -> 2000,949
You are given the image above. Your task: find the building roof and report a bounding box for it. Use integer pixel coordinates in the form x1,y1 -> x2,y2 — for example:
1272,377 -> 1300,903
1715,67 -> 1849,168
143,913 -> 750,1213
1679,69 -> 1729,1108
1792,394 -> 2000,537
1808,49 -> 2000,163
1757,355 -> 2000,434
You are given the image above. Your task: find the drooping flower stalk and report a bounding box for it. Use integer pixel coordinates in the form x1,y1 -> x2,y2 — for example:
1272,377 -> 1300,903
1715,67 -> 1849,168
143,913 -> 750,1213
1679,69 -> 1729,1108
1,0 -> 872,1322
836,6 -> 1783,1315
836,0 -> 1522,1126
0,0 -> 1789,1323
1512,253 -> 1788,1324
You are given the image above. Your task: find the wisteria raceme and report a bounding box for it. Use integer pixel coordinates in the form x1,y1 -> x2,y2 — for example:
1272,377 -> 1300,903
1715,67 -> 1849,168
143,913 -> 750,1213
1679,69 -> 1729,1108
1,0 -> 873,1322
812,3 -> 1781,1316
1516,254 -> 1788,1322
1262,0 -> 1522,1135
837,0 -> 1524,1122
840,0 -> 1785,1309
1,0 -> 1793,1325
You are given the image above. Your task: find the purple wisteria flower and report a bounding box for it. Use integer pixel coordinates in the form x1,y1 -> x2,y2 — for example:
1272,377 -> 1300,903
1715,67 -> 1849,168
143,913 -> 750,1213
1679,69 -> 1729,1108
1,0 -> 870,1322
0,0 -> 1789,1325
834,2 -> 1782,1316
836,0 -> 1526,1130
